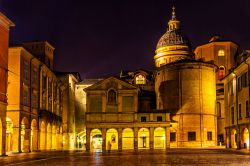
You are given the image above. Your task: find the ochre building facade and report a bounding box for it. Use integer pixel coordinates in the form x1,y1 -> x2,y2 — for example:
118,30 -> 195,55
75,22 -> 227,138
0,12 -> 14,156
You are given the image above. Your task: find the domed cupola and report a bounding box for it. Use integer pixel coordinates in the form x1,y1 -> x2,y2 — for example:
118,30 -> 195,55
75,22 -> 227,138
154,7 -> 194,68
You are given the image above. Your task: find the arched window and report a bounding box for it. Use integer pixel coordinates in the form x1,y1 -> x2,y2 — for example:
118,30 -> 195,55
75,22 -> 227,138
218,49 -> 225,56
135,74 -> 146,85
108,89 -> 116,104
218,66 -> 225,79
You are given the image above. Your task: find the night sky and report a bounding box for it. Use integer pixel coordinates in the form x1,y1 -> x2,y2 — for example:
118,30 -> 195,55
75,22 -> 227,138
1,0 -> 250,79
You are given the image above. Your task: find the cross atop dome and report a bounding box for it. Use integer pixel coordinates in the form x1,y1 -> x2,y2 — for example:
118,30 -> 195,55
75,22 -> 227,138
172,6 -> 176,20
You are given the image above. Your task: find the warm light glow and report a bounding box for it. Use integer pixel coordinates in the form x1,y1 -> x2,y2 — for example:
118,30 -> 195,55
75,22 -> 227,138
136,74 -> 146,85
122,128 -> 134,149
218,49 -> 225,56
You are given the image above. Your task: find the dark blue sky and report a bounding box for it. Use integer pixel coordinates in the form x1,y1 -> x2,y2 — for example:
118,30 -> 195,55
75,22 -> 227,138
1,0 -> 250,78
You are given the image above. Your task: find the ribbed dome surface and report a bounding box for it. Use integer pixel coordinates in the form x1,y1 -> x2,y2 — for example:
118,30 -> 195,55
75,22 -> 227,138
156,29 -> 191,50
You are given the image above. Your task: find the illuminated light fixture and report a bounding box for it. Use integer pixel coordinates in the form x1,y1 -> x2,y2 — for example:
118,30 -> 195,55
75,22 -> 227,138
232,73 -> 236,77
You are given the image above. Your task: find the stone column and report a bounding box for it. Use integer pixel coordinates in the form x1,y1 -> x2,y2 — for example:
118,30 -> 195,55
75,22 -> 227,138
102,128 -> 106,152
226,128 -> 231,148
32,129 -> 38,151
149,127 -> 154,150
1,118 -> 6,156
134,127 -> 138,151
237,126 -> 241,149
165,127 -> 170,149
12,126 -> 20,153
118,128 -> 122,151
86,128 -> 90,151
24,128 -> 31,152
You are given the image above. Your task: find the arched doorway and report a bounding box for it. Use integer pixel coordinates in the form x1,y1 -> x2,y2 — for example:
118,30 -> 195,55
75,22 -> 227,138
122,128 -> 134,150
6,117 -> 13,152
21,117 -> 29,152
40,121 -> 46,150
231,129 -> 237,149
31,119 -> 38,151
138,128 -> 149,149
90,129 -> 102,151
106,129 -> 118,150
51,125 -> 56,149
242,128 -> 249,149
46,123 -> 52,150
154,127 -> 165,149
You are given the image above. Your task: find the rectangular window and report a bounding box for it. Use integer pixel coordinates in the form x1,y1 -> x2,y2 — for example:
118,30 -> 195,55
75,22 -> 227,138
170,132 -> 176,142
228,81 -> 234,95
32,68 -> 38,84
157,116 -> 162,122
22,90 -> 29,106
90,96 -> 102,112
242,72 -> 247,87
23,61 -> 29,80
188,132 -> 196,141
231,107 -> 234,125
42,76 -> 47,90
238,77 -> 242,91
207,131 -> 212,141
122,96 -> 134,112
246,101 -> 250,117
31,94 -> 37,108
239,104 -> 242,119
217,102 -> 221,117
141,116 -> 147,122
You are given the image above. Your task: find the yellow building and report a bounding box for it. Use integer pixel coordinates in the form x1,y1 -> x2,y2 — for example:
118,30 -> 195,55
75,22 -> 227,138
85,77 -> 171,151
0,12 -> 14,156
75,79 -> 102,149
154,7 -> 217,147
194,36 -> 239,145
56,72 -> 81,149
7,41 -> 64,153
223,51 -> 250,150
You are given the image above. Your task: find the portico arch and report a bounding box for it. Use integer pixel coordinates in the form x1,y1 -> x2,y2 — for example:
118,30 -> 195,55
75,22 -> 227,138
31,119 -> 38,151
6,117 -> 13,152
46,123 -> 52,150
242,128 -> 249,149
106,128 -> 118,150
122,128 -> 134,149
90,129 -> 102,151
40,121 -> 46,150
154,127 -> 165,149
51,125 -> 56,149
138,128 -> 149,149
21,117 -> 29,152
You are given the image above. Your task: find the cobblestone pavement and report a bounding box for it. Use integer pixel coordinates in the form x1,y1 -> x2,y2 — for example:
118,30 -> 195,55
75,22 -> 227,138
0,149 -> 249,166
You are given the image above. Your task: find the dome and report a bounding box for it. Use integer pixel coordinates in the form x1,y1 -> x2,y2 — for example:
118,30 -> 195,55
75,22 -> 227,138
156,29 -> 191,50
154,6 -> 194,68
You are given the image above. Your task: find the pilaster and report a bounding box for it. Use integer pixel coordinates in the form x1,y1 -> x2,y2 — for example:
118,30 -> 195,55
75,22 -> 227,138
102,128 -> 106,152
149,127 -> 154,150
134,127 -> 138,151
118,128 -> 122,151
